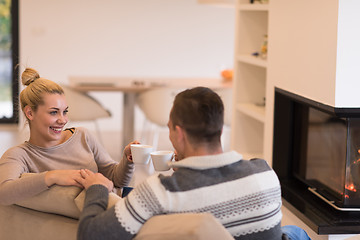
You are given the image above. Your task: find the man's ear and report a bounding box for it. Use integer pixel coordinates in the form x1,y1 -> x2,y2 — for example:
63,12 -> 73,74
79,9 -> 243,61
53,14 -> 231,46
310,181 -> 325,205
175,125 -> 185,141
24,105 -> 34,120
176,125 -> 192,148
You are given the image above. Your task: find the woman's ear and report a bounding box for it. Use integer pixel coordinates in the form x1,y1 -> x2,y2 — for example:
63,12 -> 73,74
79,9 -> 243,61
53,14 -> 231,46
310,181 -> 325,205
24,105 -> 34,120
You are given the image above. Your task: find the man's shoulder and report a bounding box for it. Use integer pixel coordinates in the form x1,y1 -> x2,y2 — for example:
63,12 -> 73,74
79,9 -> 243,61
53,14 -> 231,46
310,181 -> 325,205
236,157 -> 272,173
248,157 -> 271,167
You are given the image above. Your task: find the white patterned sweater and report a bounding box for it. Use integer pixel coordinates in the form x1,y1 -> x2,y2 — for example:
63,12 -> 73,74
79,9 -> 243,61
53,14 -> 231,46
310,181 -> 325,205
78,151 -> 283,240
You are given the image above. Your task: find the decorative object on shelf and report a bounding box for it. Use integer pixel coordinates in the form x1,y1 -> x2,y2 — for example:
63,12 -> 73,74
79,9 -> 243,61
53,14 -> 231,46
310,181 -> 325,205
251,34 -> 268,60
260,34 -> 268,59
251,38 -> 267,60
220,68 -> 233,82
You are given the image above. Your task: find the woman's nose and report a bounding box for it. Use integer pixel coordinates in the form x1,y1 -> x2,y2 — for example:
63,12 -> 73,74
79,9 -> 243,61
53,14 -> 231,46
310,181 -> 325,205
57,114 -> 68,124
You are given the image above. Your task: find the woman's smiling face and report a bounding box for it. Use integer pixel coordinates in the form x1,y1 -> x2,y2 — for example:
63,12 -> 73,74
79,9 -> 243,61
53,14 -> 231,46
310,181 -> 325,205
26,93 -> 69,147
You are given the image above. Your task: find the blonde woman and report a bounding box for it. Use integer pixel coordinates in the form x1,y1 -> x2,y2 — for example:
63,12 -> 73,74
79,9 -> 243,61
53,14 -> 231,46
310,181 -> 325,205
0,68 -> 135,205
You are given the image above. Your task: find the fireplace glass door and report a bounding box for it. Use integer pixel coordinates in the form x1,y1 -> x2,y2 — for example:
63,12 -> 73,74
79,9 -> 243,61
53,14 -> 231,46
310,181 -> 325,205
273,88 -> 360,210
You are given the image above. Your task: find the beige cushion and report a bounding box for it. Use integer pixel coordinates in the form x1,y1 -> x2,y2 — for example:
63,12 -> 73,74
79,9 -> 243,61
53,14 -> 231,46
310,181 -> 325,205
16,184 -> 83,219
15,173 -> 121,219
134,213 -> 234,240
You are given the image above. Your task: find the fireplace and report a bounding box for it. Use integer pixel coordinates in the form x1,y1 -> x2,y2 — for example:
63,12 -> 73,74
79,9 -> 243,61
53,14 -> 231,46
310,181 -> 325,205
272,88 -> 360,234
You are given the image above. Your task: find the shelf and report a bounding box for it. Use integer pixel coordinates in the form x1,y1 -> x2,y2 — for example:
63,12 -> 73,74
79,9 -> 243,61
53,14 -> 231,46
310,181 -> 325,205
238,4 -> 269,11
197,0 -> 235,7
232,0 -> 269,159
237,54 -> 267,68
236,103 -> 265,123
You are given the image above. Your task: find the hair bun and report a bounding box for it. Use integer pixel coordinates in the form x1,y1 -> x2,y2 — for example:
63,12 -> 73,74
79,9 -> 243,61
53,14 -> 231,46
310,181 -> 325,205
21,68 -> 40,86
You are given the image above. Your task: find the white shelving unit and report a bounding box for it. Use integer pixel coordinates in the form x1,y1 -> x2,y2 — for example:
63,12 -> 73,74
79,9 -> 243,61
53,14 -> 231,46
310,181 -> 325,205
238,3 -> 269,11
236,103 -> 265,123
231,0 -> 269,160
237,54 -> 267,68
197,0 -> 235,7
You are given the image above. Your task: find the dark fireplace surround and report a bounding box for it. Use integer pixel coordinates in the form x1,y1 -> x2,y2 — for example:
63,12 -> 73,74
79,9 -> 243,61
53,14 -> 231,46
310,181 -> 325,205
273,88 -> 360,235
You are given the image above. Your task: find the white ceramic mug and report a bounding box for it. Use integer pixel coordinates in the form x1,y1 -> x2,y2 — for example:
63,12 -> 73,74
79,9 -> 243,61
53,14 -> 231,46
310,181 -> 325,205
151,151 -> 174,171
130,144 -> 153,164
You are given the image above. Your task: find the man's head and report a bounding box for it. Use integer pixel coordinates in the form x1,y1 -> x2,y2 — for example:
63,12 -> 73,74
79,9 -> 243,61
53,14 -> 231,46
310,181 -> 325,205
168,87 -> 224,159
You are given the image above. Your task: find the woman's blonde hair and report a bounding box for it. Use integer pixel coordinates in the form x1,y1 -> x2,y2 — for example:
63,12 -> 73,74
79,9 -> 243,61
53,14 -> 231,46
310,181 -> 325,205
19,68 -> 64,114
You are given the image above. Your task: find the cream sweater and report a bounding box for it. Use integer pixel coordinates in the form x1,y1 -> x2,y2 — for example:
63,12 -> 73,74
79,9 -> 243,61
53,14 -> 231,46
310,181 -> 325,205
0,127 -> 134,205
78,152 -> 283,240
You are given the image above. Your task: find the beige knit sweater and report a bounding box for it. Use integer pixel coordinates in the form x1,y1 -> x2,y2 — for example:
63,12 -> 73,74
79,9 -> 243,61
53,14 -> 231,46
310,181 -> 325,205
0,127 -> 134,205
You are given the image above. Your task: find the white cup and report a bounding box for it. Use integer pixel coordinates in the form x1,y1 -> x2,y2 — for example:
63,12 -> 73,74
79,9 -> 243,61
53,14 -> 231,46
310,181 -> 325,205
151,151 -> 174,171
130,144 -> 153,164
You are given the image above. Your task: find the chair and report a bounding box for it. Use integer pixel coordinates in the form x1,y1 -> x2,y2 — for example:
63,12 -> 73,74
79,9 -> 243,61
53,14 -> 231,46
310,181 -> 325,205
136,88 -> 185,150
61,85 -> 111,143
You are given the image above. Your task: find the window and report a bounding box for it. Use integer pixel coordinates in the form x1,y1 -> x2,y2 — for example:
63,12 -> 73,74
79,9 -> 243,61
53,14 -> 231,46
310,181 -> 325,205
0,0 -> 19,123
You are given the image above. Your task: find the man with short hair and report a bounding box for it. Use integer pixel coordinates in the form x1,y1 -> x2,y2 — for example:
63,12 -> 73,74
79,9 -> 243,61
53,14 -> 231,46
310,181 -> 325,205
77,87 -> 310,240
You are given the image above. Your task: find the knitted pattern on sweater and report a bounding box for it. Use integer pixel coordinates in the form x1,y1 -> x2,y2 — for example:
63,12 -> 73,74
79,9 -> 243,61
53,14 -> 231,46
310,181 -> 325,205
114,151 -> 282,239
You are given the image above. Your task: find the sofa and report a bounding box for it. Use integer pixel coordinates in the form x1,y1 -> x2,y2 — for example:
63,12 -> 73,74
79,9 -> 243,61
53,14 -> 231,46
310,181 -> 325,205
0,204 -> 78,240
0,183 -> 234,240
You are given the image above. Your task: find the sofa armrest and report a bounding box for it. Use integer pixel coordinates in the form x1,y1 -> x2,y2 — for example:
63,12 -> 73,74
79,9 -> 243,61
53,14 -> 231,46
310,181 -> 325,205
0,204 -> 78,240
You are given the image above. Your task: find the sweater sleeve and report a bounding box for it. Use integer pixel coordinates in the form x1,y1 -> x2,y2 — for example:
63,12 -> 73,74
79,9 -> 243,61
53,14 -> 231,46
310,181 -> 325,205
78,185 -> 134,240
83,128 -> 134,188
0,147 -> 49,205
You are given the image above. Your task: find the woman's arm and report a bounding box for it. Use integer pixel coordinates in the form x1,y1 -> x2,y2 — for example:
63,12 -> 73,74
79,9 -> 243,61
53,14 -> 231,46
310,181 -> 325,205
107,141 -> 137,187
0,147 -> 48,205
84,128 -> 135,188
0,172 -> 48,205
0,169 -> 84,205
0,146 -> 83,205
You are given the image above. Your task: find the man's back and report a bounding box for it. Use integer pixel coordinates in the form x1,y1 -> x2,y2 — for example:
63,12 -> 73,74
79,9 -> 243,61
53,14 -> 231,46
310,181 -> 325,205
114,151 -> 283,240
77,87 -> 296,240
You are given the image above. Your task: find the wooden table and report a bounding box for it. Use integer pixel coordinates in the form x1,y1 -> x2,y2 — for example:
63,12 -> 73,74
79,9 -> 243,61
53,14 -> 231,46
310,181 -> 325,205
69,76 -> 232,149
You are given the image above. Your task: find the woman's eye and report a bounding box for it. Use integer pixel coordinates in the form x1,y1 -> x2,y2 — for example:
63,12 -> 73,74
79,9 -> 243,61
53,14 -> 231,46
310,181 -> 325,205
50,111 -> 57,115
64,110 -> 68,115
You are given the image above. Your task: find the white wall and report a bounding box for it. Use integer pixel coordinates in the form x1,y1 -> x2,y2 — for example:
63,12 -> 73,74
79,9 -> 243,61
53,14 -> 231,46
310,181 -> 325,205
335,0 -> 360,108
19,0 -> 235,131
268,0 -> 339,107
268,0 -> 360,108
264,0 -> 340,163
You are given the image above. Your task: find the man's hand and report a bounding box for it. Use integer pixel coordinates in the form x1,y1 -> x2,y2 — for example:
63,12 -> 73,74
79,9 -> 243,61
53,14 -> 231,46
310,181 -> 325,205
78,169 -> 114,192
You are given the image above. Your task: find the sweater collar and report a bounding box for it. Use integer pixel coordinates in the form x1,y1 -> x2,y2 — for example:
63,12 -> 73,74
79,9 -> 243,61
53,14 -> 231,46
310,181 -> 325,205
169,151 -> 243,170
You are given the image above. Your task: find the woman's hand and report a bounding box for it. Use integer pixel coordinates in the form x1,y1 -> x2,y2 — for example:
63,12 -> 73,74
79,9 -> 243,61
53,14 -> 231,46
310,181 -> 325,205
124,140 -> 140,163
77,169 -> 114,192
45,169 -> 83,187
